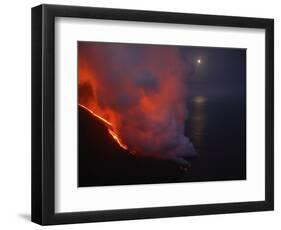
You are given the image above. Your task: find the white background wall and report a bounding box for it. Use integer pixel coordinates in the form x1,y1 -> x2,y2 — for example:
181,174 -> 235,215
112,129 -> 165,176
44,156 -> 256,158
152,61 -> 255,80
0,0 -> 279,229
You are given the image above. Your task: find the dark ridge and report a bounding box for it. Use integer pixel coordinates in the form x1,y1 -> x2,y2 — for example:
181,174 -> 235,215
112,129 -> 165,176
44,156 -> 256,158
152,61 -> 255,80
78,105 -> 188,187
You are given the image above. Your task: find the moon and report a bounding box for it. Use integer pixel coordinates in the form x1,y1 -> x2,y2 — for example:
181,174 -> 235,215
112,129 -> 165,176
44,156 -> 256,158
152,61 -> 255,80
197,58 -> 201,64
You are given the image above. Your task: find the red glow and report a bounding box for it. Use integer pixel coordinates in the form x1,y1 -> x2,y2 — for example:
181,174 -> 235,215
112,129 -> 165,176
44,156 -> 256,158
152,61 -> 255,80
78,42 -> 196,161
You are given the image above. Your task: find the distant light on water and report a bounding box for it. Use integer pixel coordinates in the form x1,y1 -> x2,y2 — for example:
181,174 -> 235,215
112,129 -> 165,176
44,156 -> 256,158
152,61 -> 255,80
193,96 -> 206,104
190,96 -> 207,155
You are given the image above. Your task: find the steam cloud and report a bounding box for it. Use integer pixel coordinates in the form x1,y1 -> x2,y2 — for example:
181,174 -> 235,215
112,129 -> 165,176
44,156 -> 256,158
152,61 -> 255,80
78,42 -> 196,164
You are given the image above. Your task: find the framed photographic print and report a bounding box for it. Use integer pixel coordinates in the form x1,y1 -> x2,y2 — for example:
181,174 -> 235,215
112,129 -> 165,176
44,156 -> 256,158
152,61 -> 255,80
31,4 -> 274,225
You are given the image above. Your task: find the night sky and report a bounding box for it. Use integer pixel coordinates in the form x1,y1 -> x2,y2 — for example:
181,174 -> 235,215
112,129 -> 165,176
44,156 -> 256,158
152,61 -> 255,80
178,46 -> 246,99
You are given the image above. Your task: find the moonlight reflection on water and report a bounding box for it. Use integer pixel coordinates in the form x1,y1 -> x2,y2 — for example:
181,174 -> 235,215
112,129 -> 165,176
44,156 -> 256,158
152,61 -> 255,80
190,96 -> 206,155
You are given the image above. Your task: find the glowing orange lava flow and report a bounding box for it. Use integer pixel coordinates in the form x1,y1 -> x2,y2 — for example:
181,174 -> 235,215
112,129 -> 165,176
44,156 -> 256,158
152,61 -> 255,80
79,104 -> 111,126
108,129 -> 128,150
79,104 -> 128,150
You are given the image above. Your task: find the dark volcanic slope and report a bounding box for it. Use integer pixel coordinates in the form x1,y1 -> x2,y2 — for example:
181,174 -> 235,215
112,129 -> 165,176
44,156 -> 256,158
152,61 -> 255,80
78,105 -> 187,187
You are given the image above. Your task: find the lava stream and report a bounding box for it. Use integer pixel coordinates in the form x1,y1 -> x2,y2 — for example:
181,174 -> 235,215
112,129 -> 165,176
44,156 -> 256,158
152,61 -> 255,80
79,104 -> 128,150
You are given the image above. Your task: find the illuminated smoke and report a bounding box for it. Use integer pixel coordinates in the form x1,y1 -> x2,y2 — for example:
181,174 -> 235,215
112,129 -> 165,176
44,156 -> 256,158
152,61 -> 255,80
78,42 -> 196,164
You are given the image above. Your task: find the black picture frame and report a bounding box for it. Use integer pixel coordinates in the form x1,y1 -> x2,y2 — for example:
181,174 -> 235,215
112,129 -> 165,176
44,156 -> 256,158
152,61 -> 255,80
31,4 -> 274,225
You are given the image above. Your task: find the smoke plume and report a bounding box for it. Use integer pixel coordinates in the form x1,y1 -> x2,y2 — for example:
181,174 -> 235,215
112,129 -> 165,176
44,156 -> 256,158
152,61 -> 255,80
78,42 -> 196,164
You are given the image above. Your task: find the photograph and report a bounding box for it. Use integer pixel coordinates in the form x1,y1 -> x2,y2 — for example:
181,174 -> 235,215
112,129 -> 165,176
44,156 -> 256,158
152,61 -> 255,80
78,41 -> 246,187
30,4 -> 274,225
